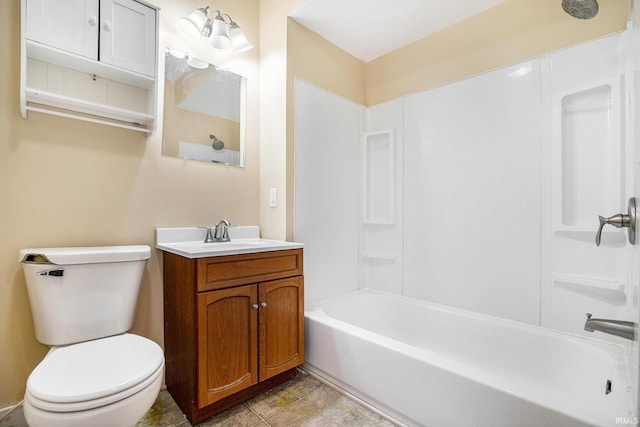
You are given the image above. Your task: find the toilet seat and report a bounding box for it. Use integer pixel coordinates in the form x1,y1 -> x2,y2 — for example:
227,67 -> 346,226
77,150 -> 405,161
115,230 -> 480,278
26,334 -> 164,412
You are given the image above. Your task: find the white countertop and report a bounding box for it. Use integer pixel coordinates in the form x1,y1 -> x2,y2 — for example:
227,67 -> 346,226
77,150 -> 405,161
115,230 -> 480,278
155,226 -> 303,258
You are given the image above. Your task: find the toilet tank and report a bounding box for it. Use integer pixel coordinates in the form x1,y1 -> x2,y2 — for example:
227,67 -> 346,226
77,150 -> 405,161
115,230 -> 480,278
19,245 -> 151,346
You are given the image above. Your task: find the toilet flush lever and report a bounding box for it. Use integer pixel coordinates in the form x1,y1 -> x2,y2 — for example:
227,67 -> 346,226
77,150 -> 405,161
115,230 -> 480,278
595,198 -> 637,247
38,268 -> 64,277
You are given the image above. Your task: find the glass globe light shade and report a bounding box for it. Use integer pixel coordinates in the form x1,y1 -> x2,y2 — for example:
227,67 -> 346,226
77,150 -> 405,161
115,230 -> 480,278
178,7 -> 208,40
208,15 -> 232,49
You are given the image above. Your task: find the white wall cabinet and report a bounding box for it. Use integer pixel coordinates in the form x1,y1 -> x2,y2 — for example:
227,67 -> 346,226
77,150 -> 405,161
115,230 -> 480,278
99,0 -> 157,77
21,0 -> 159,133
26,0 -> 99,60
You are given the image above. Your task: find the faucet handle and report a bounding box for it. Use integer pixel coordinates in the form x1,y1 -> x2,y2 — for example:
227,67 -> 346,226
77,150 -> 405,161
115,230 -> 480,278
596,214 -> 626,246
197,226 -> 215,243
586,313 -> 592,320
595,198 -> 637,247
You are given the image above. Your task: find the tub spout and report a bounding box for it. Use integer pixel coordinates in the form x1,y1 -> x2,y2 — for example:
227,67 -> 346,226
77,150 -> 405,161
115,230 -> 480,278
584,313 -> 635,341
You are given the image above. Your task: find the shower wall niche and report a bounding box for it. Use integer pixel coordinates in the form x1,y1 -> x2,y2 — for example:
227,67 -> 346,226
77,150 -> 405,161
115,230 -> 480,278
362,130 -> 395,225
556,82 -> 622,231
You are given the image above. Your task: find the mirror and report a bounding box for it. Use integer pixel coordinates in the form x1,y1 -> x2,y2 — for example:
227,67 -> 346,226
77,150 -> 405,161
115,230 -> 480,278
163,49 -> 246,167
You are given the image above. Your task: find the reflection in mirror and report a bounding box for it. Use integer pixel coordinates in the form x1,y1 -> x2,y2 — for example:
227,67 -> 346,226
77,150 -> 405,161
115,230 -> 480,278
163,49 -> 246,167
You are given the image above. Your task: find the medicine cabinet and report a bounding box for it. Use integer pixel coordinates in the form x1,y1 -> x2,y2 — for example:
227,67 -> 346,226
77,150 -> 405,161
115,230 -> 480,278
20,0 -> 159,133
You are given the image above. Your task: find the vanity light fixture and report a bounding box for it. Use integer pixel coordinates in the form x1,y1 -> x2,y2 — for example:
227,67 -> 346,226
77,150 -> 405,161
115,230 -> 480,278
178,6 -> 253,54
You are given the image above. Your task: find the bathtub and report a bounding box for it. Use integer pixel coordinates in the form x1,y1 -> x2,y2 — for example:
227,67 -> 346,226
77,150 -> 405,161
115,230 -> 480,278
304,290 -> 634,427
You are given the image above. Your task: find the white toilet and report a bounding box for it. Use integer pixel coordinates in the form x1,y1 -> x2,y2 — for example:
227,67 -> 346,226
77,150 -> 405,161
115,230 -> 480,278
19,245 -> 164,427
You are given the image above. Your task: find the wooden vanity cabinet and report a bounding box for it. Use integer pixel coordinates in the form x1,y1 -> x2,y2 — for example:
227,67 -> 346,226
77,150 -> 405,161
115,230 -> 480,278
163,249 -> 304,424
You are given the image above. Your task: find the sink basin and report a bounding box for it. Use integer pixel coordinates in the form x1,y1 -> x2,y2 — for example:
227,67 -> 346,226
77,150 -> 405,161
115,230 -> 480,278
188,242 -> 268,250
170,239 -> 273,252
156,228 -> 303,258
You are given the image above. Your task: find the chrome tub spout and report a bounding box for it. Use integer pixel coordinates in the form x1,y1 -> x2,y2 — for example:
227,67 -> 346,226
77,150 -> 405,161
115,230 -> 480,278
584,313 -> 635,341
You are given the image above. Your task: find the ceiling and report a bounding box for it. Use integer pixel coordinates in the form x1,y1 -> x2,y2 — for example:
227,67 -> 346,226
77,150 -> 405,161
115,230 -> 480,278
289,0 -> 506,62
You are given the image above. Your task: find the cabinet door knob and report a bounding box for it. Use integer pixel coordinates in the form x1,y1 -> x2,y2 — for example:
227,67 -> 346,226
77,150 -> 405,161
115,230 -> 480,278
102,21 -> 112,32
88,16 -> 98,27
260,302 -> 267,308
252,304 -> 259,310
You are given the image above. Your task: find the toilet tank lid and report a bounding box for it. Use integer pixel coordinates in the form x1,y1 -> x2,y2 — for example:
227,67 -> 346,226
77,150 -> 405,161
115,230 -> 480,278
19,245 -> 151,265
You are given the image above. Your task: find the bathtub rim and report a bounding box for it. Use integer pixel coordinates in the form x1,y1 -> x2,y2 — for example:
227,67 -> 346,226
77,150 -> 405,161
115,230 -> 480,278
306,288 -> 629,353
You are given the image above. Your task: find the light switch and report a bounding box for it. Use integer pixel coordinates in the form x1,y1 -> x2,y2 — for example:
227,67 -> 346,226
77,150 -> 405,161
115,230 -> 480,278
269,188 -> 277,208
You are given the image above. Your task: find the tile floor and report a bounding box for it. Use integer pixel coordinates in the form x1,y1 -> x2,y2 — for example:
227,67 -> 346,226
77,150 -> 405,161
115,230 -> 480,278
139,369 -> 401,427
0,370 -> 401,427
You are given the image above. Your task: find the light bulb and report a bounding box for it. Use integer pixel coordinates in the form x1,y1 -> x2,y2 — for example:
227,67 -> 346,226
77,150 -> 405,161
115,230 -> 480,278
178,7 -> 208,40
208,14 -> 231,49
229,22 -> 252,53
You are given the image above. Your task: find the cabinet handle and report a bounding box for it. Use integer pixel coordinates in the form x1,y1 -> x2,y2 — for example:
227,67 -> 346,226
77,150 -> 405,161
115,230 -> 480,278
252,304 -> 259,310
102,21 -> 112,32
260,302 -> 267,308
88,16 -> 98,27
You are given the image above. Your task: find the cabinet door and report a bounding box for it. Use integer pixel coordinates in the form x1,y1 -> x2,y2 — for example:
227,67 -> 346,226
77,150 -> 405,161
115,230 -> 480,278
99,0 -> 156,76
259,277 -> 305,380
197,285 -> 258,407
26,0 -> 99,59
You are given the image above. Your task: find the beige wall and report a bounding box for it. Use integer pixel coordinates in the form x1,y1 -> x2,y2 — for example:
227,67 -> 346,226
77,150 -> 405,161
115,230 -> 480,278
366,0 -> 630,105
0,0 -> 259,406
287,19 -> 366,105
259,0 -> 304,240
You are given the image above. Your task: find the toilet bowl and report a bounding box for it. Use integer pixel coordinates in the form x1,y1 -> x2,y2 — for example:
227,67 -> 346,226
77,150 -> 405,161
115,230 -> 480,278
23,334 -> 164,427
19,245 -> 164,427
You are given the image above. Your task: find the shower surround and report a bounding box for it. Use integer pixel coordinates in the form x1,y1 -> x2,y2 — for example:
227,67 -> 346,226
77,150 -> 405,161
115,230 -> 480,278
295,28 -> 640,426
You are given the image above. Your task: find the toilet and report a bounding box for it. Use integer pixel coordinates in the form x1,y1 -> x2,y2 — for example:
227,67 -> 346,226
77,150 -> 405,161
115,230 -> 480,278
19,245 -> 164,427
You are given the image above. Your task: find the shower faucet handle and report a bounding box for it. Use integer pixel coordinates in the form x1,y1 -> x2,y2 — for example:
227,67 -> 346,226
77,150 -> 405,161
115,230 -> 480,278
595,198 -> 637,247
596,214 -> 626,247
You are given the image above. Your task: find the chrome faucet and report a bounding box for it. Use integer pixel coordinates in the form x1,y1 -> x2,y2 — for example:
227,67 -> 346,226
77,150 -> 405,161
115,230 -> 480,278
198,220 -> 232,243
213,219 -> 232,242
584,313 -> 635,341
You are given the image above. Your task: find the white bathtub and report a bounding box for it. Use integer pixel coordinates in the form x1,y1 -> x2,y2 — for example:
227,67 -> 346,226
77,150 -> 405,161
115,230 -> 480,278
304,290 -> 634,427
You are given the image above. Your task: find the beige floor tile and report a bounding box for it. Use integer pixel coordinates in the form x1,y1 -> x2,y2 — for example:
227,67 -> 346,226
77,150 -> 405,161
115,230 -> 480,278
263,399 -> 331,427
285,370 -> 324,398
245,384 -> 299,419
303,385 -> 359,420
197,403 -> 264,427
334,403 -> 398,427
137,391 -> 190,427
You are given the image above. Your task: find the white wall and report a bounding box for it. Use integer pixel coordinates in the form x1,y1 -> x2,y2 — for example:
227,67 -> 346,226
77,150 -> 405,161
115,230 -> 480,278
293,79 -> 361,303
360,100 -> 404,295
545,33 -> 632,338
403,60 -> 542,324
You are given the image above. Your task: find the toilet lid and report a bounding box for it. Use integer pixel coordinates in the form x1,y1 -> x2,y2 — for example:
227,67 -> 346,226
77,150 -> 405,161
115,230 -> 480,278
27,334 -> 164,404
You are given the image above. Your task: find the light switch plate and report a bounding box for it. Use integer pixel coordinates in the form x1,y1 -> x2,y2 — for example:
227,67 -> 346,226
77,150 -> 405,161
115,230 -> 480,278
269,188 -> 277,208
